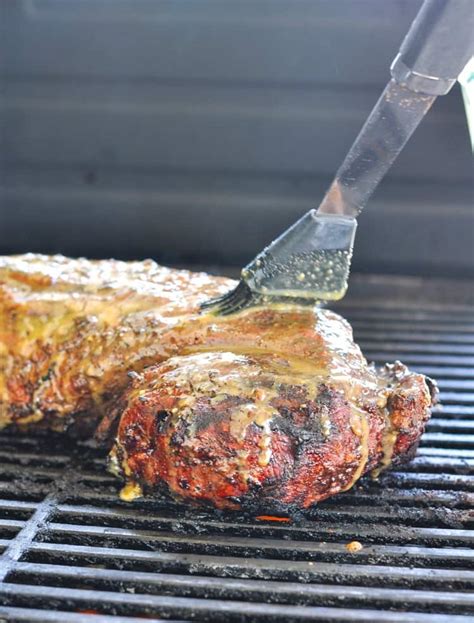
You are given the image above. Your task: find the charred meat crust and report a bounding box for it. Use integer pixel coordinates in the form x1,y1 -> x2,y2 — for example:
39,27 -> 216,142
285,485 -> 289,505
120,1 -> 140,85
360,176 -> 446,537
113,352 -> 434,510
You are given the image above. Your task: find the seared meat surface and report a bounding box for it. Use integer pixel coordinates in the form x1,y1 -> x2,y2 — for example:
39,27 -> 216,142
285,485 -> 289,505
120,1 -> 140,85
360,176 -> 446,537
0,254 -> 436,510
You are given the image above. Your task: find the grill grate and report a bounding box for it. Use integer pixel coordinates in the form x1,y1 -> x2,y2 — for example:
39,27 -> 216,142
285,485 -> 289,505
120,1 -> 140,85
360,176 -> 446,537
0,290 -> 473,622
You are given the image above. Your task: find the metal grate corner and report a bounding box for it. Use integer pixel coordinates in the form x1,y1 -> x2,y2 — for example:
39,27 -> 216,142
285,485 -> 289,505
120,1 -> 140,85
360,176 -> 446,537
0,295 -> 473,622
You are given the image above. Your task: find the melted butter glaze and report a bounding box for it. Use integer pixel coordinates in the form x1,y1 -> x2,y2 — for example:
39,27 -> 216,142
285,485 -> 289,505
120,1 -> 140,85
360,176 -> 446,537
0,254 -> 230,431
340,404 -> 370,492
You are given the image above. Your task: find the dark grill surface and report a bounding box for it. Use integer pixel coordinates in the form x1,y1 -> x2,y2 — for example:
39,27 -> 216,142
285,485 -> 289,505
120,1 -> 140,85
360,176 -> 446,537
0,296 -> 473,622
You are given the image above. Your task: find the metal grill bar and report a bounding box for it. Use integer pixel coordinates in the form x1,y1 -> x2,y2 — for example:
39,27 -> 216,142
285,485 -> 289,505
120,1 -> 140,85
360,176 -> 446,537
2,583 -> 472,622
9,561 -> 474,609
0,496 -> 58,585
0,608 -> 184,623
34,523 -> 474,568
0,294 -> 473,621
12,541 -> 474,588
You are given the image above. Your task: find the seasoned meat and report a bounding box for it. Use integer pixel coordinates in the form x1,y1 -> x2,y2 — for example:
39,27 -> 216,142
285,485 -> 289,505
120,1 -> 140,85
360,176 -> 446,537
111,340 -> 434,509
0,254 -> 436,510
0,253 -> 230,435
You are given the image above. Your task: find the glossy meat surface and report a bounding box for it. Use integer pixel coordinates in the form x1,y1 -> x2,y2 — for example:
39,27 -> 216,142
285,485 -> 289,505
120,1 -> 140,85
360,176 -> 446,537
0,254 -> 436,509
0,254 -> 230,435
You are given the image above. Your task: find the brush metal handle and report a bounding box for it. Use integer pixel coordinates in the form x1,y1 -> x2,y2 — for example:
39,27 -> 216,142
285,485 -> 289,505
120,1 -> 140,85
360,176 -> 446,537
318,0 -> 474,218
316,79 -> 436,217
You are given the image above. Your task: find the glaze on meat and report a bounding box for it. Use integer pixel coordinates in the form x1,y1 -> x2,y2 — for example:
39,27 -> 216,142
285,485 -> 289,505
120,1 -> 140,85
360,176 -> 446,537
0,254 -> 436,510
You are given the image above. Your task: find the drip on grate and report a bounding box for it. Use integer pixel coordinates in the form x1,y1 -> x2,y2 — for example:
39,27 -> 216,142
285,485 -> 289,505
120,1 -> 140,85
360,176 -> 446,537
0,299 -> 473,622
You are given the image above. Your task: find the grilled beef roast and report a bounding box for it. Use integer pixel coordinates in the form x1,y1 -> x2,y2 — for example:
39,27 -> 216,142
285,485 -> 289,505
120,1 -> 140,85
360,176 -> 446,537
0,254 -> 436,510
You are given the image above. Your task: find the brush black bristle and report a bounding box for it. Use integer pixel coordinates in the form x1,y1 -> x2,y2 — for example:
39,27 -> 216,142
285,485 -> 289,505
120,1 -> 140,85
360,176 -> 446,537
200,280 -> 319,316
200,280 -> 263,316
